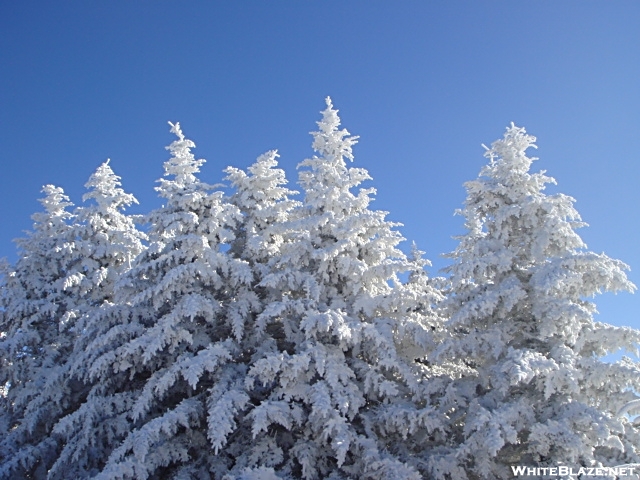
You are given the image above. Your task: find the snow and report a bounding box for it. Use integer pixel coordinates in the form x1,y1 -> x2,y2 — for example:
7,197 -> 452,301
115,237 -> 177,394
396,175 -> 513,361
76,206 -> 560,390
1,103 -> 638,479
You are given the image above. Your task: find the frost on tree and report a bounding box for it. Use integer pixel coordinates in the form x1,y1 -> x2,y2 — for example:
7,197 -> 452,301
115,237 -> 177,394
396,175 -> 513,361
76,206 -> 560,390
47,101 -> 445,479
224,149 -> 301,273
226,98 -> 445,479
51,123 -> 257,479
223,149 -> 302,360
2,101 -> 638,480
73,159 -> 147,306
0,162 -> 146,479
428,124 -> 640,479
0,186 -> 82,478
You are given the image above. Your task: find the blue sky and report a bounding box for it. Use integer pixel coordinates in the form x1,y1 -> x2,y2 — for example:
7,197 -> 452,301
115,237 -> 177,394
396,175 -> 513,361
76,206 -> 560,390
1,2 -> 639,332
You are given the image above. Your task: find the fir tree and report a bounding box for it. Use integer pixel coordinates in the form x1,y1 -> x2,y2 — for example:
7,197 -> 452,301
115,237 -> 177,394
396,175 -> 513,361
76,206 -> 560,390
224,150 -> 300,271
72,159 -> 147,308
52,123 -> 257,479
429,124 -> 640,479
228,98 -> 445,479
0,162 -> 147,479
0,186 -> 79,478
223,149 -> 302,357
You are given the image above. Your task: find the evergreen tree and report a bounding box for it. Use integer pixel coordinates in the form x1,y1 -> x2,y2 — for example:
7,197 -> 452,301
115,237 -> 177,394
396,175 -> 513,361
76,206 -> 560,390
52,123 -> 257,479
223,149 -> 302,357
224,150 -> 300,271
0,162 -> 147,479
0,186 -> 79,478
429,124 -> 640,479
227,98 -> 445,479
73,159 -> 147,309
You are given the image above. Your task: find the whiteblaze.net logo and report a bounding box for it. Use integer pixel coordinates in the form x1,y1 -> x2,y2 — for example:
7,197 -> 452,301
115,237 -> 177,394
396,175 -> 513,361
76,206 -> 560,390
511,465 -> 637,478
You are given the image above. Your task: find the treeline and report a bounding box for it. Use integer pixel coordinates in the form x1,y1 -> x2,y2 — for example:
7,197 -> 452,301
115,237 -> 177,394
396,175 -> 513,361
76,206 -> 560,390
1,99 -> 639,479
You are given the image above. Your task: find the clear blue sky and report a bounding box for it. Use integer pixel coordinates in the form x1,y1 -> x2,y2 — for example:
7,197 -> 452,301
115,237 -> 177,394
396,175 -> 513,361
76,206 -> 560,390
1,2 -> 639,331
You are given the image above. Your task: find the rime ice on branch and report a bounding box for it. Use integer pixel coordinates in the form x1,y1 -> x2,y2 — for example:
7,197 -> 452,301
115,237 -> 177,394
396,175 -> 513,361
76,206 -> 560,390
0,103 -> 638,480
428,124 -> 640,480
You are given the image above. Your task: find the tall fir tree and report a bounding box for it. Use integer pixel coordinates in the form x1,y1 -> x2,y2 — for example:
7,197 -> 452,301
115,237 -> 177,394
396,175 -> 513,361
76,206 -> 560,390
0,186 -> 79,478
72,159 -> 148,309
429,124 -> 640,479
224,150 -> 301,272
197,150 -> 304,477
51,123 -> 257,479
228,98 -> 445,479
0,162 -> 147,479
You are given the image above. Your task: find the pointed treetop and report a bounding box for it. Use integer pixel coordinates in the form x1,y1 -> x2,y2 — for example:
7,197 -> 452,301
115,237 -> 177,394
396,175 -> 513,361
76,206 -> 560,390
156,122 -> 207,198
15,185 -> 74,255
409,241 -> 430,267
28,185 -> 74,235
318,96 -> 338,134
168,121 -> 185,141
82,160 -> 138,211
483,123 -> 538,175
311,97 -> 359,162
251,149 -> 279,170
38,184 -> 73,215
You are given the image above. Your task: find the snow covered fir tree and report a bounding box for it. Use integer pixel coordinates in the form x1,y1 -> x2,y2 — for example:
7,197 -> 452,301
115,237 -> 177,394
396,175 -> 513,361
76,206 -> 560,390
424,125 -> 640,479
1,99 -> 639,479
